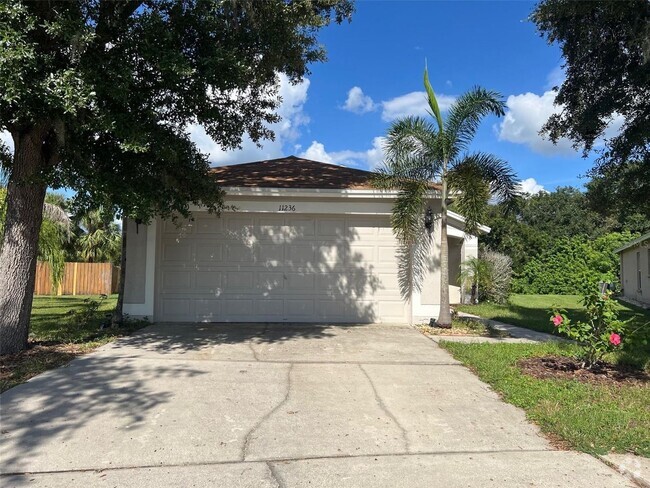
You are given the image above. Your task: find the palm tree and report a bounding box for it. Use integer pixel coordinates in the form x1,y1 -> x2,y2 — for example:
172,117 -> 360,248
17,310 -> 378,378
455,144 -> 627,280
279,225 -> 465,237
1,189 -> 71,288
75,209 -> 121,264
375,68 -> 518,327
459,257 -> 493,304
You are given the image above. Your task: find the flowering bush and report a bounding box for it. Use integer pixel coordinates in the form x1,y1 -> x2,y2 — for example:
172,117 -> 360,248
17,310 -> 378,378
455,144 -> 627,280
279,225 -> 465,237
549,290 -> 626,369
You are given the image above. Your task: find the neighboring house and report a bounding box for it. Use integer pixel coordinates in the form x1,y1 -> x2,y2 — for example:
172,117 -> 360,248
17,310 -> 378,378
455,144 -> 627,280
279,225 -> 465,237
123,156 -> 488,324
615,231 -> 650,307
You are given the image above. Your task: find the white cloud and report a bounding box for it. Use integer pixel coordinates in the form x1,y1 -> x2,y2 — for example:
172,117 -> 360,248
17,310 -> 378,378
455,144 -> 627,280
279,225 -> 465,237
498,90 -> 576,156
0,130 -> 13,153
517,177 -> 546,195
498,88 -> 626,156
381,91 -> 456,122
343,86 -> 376,114
188,73 -> 310,166
545,65 -> 565,91
300,136 -> 386,170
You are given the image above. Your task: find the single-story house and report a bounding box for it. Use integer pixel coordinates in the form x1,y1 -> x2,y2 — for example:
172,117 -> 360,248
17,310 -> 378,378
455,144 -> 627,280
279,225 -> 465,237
615,231 -> 650,307
122,156 -> 488,324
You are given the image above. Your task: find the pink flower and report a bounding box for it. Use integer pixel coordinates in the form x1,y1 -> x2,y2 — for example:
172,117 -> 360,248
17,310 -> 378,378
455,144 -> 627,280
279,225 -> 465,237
609,333 -> 621,346
552,315 -> 563,327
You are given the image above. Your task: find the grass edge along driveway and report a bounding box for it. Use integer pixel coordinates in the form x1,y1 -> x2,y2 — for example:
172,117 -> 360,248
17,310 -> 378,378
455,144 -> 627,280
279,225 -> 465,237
1,295 -> 146,393
440,340 -> 649,458
457,294 -> 650,370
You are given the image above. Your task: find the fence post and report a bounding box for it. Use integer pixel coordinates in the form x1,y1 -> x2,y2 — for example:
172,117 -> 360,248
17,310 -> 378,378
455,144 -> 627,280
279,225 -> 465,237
72,262 -> 78,296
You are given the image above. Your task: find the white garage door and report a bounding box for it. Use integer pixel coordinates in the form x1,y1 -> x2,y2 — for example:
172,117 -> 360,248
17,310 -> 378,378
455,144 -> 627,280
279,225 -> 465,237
155,213 -> 406,323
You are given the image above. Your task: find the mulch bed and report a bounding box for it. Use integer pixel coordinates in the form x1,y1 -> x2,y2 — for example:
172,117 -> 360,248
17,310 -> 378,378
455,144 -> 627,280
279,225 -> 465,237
518,356 -> 650,387
0,343 -> 87,393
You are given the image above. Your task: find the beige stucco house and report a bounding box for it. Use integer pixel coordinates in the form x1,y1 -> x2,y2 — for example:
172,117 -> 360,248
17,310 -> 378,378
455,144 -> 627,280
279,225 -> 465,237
616,231 -> 650,307
122,156 -> 487,324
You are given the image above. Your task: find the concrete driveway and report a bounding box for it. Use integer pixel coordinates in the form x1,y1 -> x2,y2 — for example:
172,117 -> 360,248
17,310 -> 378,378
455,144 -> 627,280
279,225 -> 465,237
0,323 -> 633,487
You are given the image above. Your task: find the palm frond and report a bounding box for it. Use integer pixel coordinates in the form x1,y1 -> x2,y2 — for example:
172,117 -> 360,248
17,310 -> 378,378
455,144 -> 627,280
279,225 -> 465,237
390,180 -> 431,244
423,65 -> 444,134
43,202 -> 71,236
396,226 -> 433,300
445,87 -> 506,157
448,152 -> 518,234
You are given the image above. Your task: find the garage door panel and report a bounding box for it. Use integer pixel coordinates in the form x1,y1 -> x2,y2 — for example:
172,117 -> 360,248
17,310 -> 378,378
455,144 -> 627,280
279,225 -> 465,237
286,273 -> 315,291
161,298 -> 191,319
224,299 -> 254,316
225,243 -> 255,263
156,213 -> 406,323
195,243 -> 223,263
195,299 -> 221,320
257,243 -> 284,264
226,271 -> 254,289
161,241 -> 192,262
318,219 -> 344,237
195,217 -> 222,234
195,271 -> 223,292
161,270 -> 192,290
256,299 -> 284,317
257,271 -> 285,292
287,218 -> 315,239
285,299 -> 314,317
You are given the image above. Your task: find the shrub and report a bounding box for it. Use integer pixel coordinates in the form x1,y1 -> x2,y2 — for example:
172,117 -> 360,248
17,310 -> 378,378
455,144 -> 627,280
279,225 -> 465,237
550,290 -> 626,368
513,232 -> 637,294
481,249 -> 512,303
460,249 -> 512,304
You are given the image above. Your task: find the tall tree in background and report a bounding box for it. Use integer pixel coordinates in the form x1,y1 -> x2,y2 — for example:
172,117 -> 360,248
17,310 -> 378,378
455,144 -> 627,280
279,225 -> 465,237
75,209 -> 121,264
375,69 -> 517,328
531,1 -> 650,179
0,0 -> 353,354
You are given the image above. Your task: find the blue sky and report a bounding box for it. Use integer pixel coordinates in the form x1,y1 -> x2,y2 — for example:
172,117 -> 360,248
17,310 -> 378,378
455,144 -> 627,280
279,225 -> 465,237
0,1 -> 616,194
193,0 -> 618,193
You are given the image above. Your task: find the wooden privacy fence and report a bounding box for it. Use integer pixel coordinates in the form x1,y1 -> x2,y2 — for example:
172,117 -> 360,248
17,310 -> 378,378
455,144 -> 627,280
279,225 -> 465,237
35,262 -> 120,296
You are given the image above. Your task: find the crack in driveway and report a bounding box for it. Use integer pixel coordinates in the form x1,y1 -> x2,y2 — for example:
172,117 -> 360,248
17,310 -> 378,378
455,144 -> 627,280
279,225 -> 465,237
241,363 -> 294,461
358,364 -> 410,453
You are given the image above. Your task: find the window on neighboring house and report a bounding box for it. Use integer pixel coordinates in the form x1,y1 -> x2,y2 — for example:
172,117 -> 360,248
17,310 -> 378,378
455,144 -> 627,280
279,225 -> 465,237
637,251 -> 642,291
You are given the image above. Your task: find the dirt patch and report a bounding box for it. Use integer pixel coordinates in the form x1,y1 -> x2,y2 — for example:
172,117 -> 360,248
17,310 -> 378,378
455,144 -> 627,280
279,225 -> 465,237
417,323 -> 509,338
0,342 -> 96,393
518,356 -> 650,387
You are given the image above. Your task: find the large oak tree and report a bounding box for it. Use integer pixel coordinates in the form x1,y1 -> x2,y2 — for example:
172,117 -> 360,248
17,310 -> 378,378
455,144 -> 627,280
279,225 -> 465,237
0,0 -> 353,354
531,0 -> 650,168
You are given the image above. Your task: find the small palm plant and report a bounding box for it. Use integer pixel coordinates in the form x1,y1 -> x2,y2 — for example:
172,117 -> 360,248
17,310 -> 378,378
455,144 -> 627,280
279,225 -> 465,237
459,257 -> 493,304
374,67 -> 518,327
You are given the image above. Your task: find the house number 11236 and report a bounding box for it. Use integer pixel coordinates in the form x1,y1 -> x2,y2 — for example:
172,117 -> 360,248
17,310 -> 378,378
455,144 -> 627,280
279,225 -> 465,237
278,204 -> 296,212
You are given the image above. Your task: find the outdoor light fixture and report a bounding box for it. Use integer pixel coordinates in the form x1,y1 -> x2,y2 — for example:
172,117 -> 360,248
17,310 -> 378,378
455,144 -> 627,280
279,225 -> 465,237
424,207 -> 433,231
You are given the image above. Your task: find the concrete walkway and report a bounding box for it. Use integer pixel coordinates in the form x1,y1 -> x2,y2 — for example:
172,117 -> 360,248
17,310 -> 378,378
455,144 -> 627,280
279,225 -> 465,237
0,323 -> 634,487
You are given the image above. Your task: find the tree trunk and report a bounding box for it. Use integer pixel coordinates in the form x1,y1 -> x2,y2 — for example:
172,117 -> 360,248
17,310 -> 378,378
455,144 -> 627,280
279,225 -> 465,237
0,130 -> 48,355
111,217 -> 127,327
437,173 -> 452,328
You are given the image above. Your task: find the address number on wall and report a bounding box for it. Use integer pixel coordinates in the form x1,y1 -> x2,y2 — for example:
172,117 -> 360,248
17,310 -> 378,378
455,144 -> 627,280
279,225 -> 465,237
278,204 -> 296,212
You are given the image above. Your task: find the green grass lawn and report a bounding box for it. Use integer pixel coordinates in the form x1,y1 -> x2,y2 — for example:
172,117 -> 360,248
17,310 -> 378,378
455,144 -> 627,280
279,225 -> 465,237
457,294 -> 650,370
441,341 -> 650,457
1,294 -> 147,392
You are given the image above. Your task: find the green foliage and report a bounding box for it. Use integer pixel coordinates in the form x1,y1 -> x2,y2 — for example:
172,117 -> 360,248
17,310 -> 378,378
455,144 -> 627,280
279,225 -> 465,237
0,0 -> 354,222
1,187 -> 69,287
550,291 -> 627,368
459,257 -> 492,304
457,293 -> 650,370
585,160 -> 650,232
512,232 -> 636,294
73,208 -> 121,264
65,295 -> 108,341
375,70 -> 517,302
441,341 -> 650,456
531,0 -> 650,167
